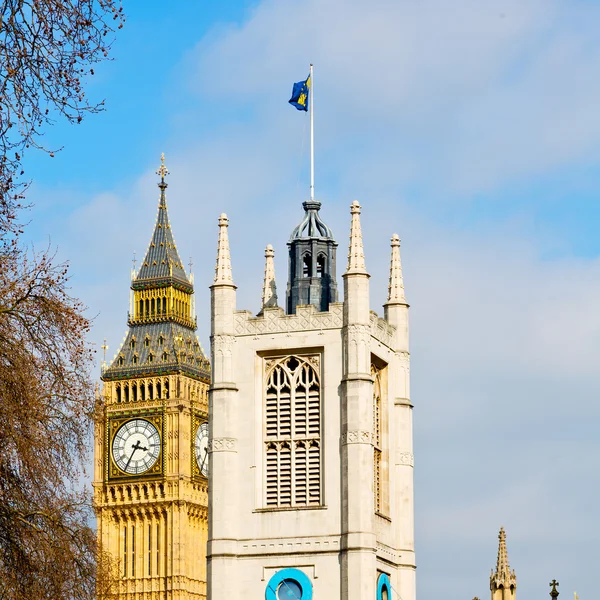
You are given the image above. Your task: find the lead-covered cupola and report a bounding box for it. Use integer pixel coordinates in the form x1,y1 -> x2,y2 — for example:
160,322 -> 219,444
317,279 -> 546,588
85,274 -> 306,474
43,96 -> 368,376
286,200 -> 338,313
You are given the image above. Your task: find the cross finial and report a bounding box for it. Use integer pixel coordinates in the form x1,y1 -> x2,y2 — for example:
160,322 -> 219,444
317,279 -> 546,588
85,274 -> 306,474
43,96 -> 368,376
101,338 -> 108,364
156,152 -> 169,181
550,580 -> 560,599
132,250 -> 137,270
189,256 -> 193,273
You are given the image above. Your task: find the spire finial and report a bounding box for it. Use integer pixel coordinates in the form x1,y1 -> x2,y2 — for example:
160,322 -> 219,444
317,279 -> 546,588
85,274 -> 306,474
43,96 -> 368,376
346,200 -> 367,274
261,244 -> 278,310
214,213 -> 234,284
496,527 -> 509,575
491,527 -> 517,591
387,233 -> 406,304
157,152 -> 169,182
550,581 -> 560,599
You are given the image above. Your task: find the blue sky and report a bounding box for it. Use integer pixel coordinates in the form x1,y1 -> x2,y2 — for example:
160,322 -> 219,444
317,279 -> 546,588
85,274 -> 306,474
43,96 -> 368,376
21,0 -> 600,598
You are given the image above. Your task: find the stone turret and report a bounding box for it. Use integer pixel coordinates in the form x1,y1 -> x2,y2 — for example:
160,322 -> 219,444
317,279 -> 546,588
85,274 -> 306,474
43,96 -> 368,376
286,200 -> 338,313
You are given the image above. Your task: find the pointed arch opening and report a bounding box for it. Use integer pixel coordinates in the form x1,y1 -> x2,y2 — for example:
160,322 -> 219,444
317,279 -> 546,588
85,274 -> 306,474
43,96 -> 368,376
316,254 -> 325,278
264,354 -> 321,508
302,254 -> 312,278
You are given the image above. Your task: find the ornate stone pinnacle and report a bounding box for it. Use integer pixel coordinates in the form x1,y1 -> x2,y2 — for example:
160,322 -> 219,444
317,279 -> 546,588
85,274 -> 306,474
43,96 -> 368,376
346,200 -> 367,274
261,244 -> 278,309
214,213 -> 233,284
156,152 -> 169,181
491,527 -> 517,591
387,233 -> 406,304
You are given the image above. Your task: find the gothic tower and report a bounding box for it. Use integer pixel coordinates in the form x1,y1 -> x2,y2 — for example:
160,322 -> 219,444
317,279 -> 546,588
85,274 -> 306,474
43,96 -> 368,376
207,201 -> 415,600
490,528 -> 517,600
94,156 -> 211,599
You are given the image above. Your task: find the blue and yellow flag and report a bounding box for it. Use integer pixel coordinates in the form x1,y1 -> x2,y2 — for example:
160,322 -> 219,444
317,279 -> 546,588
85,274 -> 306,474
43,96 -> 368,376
288,74 -> 310,111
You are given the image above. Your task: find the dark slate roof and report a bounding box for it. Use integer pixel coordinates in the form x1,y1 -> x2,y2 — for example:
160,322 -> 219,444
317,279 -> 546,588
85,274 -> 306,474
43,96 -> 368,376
102,321 -> 210,382
134,181 -> 191,291
290,200 -> 335,240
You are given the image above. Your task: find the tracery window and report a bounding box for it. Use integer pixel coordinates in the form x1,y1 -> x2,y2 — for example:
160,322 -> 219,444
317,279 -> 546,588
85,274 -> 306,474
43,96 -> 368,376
264,355 -> 321,508
372,364 -> 382,513
372,360 -> 389,515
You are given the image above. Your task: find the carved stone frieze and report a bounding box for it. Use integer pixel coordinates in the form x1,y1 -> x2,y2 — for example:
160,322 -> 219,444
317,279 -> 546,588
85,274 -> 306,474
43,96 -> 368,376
341,430 -> 372,445
208,437 -> 237,452
397,452 -> 414,467
369,311 -> 396,348
234,303 -> 343,336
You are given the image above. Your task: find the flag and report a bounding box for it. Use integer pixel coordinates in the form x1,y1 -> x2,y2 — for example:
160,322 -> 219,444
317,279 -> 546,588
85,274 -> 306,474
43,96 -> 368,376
288,74 -> 310,111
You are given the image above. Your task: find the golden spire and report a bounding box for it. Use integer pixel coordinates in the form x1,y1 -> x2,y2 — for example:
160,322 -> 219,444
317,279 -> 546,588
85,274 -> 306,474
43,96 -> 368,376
490,527 -> 516,591
156,152 -> 169,181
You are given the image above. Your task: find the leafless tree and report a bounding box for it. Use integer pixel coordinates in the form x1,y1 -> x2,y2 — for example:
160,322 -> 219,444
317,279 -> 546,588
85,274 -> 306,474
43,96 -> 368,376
0,1 -> 125,597
0,0 -> 124,235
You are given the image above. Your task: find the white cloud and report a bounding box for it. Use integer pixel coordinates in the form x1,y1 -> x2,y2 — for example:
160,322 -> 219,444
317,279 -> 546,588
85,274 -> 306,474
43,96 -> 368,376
24,1 -> 600,598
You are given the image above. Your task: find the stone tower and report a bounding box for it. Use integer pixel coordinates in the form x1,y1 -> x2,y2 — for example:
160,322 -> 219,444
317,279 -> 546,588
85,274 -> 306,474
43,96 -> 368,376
94,156 -> 211,599
490,527 -> 517,600
207,200 -> 415,600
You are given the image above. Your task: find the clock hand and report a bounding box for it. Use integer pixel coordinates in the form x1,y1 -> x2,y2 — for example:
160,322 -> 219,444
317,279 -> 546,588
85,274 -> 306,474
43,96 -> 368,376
124,440 -> 146,471
199,447 -> 208,473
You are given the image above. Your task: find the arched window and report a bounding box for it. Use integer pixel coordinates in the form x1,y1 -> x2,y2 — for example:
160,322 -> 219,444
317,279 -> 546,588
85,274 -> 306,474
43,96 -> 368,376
116,385 -> 122,403
264,355 -> 321,507
377,573 -> 391,600
162,297 -> 167,314
372,362 -> 389,516
316,255 -> 325,278
140,384 -> 146,402
302,254 -> 312,278
132,383 -> 138,402
151,298 -> 155,316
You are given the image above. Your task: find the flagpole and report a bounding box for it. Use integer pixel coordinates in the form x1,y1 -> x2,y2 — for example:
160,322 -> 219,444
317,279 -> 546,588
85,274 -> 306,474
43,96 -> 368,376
309,63 -> 314,201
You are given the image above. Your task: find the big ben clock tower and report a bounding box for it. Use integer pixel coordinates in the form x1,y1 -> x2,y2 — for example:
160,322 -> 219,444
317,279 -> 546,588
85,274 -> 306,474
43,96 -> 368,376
94,156 -> 211,599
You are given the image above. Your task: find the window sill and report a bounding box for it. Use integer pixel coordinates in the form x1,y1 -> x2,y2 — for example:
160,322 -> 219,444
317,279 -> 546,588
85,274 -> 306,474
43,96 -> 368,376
254,505 -> 328,513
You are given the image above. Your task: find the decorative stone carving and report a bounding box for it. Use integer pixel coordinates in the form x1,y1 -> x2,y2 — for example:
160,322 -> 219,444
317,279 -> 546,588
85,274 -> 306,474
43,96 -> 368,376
234,303 -> 343,336
341,430 -> 372,445
369,311 -> 396,348
208,437 -> 237,452
397,452 -> 414,467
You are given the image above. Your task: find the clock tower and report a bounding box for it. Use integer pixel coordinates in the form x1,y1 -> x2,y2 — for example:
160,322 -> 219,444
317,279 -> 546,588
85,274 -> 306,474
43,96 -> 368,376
94,156 -> 211,599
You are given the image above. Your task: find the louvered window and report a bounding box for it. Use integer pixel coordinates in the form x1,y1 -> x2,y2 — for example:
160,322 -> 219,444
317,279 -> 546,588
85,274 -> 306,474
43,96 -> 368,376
264,355 -> 321,507
373,364 -> 383,514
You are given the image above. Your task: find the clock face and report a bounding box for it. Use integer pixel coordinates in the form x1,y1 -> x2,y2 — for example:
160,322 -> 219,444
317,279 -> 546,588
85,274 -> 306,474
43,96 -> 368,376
112,418 -> 161,475
195,422 -> 209,477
